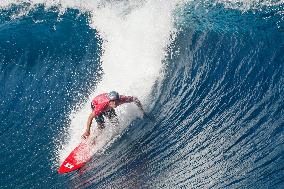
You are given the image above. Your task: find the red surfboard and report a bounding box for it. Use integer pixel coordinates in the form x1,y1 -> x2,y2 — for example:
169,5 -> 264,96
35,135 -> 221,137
58,140 -> 94,174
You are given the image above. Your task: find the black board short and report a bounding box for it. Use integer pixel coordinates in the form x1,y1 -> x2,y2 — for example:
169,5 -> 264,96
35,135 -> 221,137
91,103 -> 117,127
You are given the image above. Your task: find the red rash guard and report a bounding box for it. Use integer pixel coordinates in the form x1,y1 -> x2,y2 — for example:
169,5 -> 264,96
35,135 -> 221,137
91,93 -> 135,116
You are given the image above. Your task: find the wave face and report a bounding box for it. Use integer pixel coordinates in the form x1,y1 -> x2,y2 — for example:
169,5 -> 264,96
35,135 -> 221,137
1,1 -> 284,189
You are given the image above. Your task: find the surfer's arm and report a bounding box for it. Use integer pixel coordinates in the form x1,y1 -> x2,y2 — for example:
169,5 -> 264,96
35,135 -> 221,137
82,112 -> 96,139
119,95 -> 147,117
133,97 -> 147,117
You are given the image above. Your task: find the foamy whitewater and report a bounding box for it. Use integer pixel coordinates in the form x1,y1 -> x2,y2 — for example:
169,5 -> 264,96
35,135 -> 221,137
58,0 -> 179,164
1,0 -> 284,188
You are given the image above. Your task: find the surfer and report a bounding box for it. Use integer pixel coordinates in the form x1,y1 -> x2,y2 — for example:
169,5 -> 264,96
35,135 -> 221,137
82,91 -> 147,139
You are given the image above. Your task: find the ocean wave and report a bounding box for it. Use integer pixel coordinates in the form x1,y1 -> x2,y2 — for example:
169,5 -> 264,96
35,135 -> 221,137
0,1 -> 283,188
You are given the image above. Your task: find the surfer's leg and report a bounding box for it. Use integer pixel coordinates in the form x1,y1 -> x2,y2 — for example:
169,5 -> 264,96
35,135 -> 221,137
97,123 -> 105,130
105,108 -> 119,126
95,114 -> 105,132
91,115 -> 105,144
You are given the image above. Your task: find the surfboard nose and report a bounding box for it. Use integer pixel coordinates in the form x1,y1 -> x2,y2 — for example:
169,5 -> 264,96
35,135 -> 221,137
58,161 -> 87,174
58,161 -> 76,174
58,141 -> 92,174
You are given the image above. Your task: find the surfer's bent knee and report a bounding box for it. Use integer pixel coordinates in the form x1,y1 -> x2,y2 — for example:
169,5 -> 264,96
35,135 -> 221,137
97,123 -> 105,130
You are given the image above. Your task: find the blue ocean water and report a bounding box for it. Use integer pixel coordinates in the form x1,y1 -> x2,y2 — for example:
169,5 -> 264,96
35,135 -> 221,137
0,1 -> 284,189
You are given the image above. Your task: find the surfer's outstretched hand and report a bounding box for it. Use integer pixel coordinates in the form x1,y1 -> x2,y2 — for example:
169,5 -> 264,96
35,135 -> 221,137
82,131 -> 90,139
